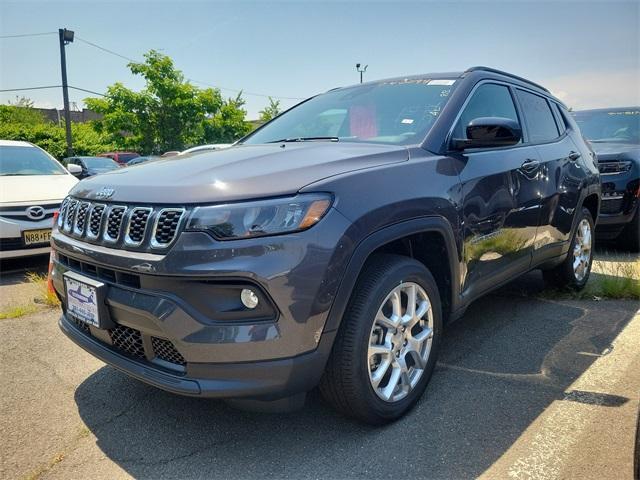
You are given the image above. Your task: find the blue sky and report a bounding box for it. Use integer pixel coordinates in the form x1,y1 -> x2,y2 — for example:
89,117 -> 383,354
1,0 -> 638,118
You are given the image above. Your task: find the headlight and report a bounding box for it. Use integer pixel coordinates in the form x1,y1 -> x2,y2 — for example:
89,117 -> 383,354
186,194 -> 332,240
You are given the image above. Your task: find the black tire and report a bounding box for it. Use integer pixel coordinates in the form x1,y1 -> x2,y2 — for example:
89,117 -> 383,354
320,254 -> 442,425
542,207 -> 595,290
619,208 -> 640,253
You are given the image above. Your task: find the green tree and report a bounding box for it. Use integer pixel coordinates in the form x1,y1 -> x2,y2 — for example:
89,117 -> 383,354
259,97 -> 282,123
85,50 -> 251,153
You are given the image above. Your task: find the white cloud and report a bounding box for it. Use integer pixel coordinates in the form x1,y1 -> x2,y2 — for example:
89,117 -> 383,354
543,69 -> 640,110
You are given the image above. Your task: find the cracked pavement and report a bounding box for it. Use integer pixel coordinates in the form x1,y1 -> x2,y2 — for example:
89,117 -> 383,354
1,260 -> 639,479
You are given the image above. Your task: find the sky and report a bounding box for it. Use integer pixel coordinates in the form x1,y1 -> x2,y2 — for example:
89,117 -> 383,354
1,0 -> 639,119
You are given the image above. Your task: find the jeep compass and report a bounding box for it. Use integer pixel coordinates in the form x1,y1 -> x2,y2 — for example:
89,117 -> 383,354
51,67 -> 600,424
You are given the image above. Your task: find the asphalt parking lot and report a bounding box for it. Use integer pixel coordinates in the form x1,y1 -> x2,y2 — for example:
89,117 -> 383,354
1,254 -> 639,480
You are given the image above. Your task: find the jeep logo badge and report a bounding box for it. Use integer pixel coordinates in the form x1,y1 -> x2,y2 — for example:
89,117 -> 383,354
26,206 -> 45,220
95,187 -> 115,200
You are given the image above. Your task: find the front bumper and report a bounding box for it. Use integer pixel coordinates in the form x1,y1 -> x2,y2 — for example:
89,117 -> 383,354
51,207 -> 353,398
59,313 -> 335,399
596,171 -> 639,237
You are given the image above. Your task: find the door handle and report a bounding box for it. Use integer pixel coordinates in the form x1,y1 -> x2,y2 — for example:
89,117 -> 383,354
521,159 -> 540,172
568,151 -> 581,161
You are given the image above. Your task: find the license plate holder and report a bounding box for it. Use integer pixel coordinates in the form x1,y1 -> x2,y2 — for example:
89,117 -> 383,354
63,271 -> 113,329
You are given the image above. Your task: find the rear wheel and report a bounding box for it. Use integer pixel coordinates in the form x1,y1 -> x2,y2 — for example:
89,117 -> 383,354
320,254 -> 442,425
543,207 -> 594,290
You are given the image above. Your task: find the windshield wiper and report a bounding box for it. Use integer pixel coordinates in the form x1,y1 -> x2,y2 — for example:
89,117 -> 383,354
266,136 -> 340,143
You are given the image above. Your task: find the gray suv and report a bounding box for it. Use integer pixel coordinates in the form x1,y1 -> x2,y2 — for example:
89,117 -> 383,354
51,67 -> 600,424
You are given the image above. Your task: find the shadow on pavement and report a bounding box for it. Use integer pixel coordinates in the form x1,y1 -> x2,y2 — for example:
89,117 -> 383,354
74,272 -> 638,479
0,255 -> 49,286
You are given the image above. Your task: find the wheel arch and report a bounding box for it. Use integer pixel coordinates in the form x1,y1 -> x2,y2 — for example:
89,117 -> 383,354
323,216 -> 461,333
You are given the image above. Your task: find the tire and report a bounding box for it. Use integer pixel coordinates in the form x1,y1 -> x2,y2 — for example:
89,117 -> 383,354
320,254 -> 443,425
542,207 -> 595,290
619,208 -> 640,253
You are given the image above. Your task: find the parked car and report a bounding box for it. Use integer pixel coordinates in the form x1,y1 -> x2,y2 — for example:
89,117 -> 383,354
573,107 -> 639,251
161,151 -> 180,157
98,151 -> 139,165
51,67 -> 600,424
64,156 -> 120,179
126,155 -> 160,166
0,140 -> 78,259
179,144 -> 233,156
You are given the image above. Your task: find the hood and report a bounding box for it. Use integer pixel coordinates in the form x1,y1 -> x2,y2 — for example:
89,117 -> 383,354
70,143 -> 408,204
589,141 -> 640,162
0,174 -> 78,204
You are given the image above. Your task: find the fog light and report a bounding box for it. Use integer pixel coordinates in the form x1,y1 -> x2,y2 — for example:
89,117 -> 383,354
240,288 -> 259,309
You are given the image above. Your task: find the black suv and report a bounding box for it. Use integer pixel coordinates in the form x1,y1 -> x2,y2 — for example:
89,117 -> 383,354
573,107 -> 639,251
51,67 -> 600,424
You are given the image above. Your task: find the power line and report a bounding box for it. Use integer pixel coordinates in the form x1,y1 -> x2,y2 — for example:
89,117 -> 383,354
0,31 -> 57,39
75,35 -> 305,101
0,85 -> 62,92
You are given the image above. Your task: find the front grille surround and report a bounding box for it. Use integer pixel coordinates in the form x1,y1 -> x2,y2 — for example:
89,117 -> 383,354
73,202 -> 91,236
151,208 -> 186,249
87,204 -> 106,239
59,196 -> 186,252
124,207 -> 152,246
102,206 -> 128,243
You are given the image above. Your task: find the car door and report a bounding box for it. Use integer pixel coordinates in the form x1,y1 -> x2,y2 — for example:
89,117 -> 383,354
514,89 -> 584,260
453,82 -> 544,300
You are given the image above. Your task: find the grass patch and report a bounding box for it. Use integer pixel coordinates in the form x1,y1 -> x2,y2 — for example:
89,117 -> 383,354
0,304 -> 38,319
542,254 -> 640,300
26,271 -> 60,307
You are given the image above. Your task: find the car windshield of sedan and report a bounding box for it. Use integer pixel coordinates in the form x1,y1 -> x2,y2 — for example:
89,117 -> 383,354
573,109 -> 640,144
83,157 -> 119,169
0,146 -> 68,176
243,79 -> 458,146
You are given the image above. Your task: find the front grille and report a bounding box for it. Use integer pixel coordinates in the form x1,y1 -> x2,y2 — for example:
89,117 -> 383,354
601,197 -> 624,214
152,337 -> 186,365
88,205 -> 105,237
154,209 -> 184,246
57,253 -> 140,288
598,161 -> 632,175
74,202 -> 90,234
59,196 -> 185,251
126,208 -> 151,244
105,207 -> 126,241
109,324 -> 146,359
0,202 -> 60,222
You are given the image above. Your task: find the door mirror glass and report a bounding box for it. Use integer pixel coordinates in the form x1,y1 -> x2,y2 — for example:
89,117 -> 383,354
452,117 -> 522,150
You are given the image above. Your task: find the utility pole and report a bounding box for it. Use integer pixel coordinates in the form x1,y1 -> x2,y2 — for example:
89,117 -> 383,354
58,28 -> 74,157
356,63 -> 368,83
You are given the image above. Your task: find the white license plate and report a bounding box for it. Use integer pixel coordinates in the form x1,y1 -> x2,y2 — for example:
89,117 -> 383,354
65,275 -> 101,327
23,229 -> 52,246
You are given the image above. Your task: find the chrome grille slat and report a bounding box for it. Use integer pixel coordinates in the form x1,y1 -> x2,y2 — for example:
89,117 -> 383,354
103,206 -> 127,242
87,204 -> 106,239
73,202 -> 90,235
151,208 -> 185,249
125,207 -> 152,246
64,200 -> 78,232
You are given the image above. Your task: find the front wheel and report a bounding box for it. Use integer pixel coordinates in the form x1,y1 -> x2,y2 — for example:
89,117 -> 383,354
543,207 -> 595,290
320,254 -> 442,425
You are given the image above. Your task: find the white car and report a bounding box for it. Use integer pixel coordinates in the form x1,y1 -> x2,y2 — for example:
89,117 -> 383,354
0,140 -> 79,259
178,144 -> 233,156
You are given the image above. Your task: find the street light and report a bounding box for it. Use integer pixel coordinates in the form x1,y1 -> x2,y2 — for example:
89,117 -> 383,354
58,28 -> 74,156
356,63 -> 368,83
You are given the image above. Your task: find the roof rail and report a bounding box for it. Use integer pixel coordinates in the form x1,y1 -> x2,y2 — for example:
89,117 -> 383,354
464,66 -> 550,93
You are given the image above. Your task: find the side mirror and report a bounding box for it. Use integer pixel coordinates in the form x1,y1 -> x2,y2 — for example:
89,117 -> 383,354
451,117 -> 522,150
67,163 -> 82,177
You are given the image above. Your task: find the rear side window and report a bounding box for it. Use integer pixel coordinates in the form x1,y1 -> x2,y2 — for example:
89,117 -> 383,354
453,83 -> 520,140
516,90 -> 559,143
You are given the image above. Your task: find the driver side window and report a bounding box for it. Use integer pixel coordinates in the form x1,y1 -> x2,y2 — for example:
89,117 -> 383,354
454,84 -> 520,140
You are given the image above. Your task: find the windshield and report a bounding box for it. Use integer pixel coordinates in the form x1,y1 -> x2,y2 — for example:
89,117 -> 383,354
243,79 -> 457,146
573,109 -> 640,143
0,146 -> 67,176
83,157 -> 119,169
